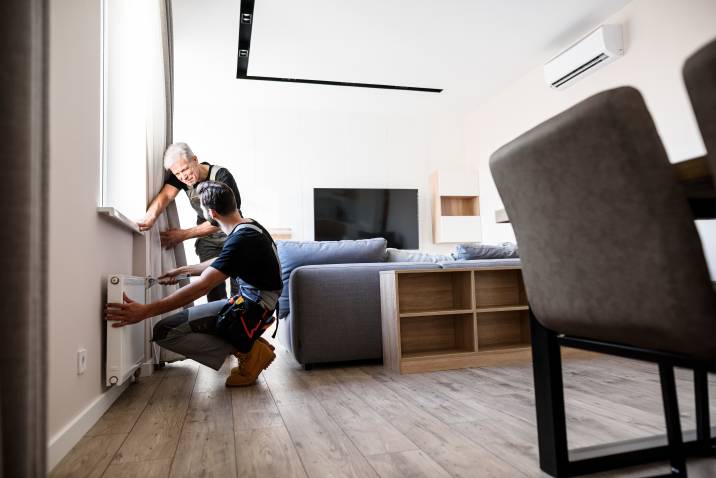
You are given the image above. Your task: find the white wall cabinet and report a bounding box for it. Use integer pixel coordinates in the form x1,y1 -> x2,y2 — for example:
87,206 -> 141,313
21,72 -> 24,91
431,169 -> 482,243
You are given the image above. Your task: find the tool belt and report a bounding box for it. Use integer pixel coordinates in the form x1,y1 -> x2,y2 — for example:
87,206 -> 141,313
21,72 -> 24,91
216,295 -> 276,353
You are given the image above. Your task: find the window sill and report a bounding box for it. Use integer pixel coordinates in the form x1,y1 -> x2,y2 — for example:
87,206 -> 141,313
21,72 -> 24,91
97,207 -> 144,235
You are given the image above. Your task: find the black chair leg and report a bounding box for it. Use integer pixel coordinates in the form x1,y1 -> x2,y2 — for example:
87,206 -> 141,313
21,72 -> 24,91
530,313 -> 569,477
659,364 -> 687,477
694,368 -> 711,453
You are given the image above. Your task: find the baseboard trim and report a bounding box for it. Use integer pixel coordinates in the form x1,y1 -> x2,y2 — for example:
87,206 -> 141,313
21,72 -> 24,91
47,381 -> 129,471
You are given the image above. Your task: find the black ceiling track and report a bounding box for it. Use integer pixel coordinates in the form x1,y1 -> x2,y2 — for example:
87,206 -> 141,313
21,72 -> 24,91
237,0 -> 442,93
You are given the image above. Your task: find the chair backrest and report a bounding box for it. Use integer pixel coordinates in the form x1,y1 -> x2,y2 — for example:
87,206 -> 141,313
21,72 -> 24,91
684,38 -> 716,186
489,87 -> 716,360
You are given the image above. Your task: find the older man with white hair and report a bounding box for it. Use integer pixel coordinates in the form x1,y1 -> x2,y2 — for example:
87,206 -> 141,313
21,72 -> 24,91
138,142 -> 242,302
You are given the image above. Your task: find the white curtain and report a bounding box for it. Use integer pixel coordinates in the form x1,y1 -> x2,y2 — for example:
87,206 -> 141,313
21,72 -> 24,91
144,0 -> 187,363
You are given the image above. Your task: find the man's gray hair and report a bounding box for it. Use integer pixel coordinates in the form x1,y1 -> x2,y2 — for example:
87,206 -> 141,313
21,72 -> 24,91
163,142 -> 195,169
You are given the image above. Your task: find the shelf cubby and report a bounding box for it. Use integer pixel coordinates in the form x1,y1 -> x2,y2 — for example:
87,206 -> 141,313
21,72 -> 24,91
397,271 -> 473,314
476,310 -> 530,351
474,269 -> 527,309
400,313 -> 475,358
440,196 -> 480,216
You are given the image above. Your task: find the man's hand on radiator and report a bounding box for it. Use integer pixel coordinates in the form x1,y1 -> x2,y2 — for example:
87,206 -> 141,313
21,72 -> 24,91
105,293 -> 149,328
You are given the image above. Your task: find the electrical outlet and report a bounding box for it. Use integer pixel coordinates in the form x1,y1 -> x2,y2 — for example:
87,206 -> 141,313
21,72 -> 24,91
77,349 -> 87,375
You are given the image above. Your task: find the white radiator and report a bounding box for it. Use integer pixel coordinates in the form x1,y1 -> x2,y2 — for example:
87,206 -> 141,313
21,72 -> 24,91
106,274 -> 146,387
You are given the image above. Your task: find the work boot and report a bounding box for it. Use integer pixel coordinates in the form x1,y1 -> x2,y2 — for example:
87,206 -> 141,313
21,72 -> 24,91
226,339 -> 276,387
258,336 -> 275,351
230,337 -> 274,374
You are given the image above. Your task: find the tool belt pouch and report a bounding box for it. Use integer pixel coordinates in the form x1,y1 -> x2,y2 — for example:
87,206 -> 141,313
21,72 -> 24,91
216,295 -> 264,353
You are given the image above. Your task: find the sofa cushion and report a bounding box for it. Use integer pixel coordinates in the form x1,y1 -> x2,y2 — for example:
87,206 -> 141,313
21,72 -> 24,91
440,258 -> 521,269
386,248 -> 454,263
276,238 -> 388,318
452,242 -> 519,260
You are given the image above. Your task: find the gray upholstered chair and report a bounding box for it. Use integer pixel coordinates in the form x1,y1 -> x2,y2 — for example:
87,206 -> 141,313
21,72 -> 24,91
490,87 -> 716,477
684,38 -> 716,189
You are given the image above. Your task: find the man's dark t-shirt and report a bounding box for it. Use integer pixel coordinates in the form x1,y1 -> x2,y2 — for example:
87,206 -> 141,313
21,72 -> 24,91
210,219 -> 283,311
164,162 -> 241,225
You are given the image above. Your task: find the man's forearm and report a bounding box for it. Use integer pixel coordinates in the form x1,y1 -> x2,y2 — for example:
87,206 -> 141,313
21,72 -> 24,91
145,193 -> 170,222
181,259 -> 215,276
183,221 -> 220,240
145,273 -> 219,318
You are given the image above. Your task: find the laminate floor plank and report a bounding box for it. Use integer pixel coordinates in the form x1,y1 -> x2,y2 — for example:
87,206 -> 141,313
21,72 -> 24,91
369,369 -> 497,425
452,417 -> 540,477
299,370 -> 418,457
185,361 -> 233,424
231,379 -> 284,431
332,369 -> 526,478
86,376 -> 162,437
234,426 -> 308,478
102,458 -> 172,478
170,420 -> 237,478
49,433 -> 126,478
170,361 -> 237,478
278,400 -> 380,478
366,450 -> 453,478
111,373 -> 197,464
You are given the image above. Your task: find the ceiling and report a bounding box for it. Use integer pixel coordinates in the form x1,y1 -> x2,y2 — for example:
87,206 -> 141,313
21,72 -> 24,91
173,0 -> 631,113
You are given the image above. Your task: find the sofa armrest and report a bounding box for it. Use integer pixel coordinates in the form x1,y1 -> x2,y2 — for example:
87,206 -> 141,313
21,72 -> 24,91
283,262 -> 440,364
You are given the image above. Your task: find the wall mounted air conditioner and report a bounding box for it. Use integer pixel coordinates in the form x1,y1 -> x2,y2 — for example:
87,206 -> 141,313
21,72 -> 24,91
106,274 -> 146,387
544,24 -> 624,90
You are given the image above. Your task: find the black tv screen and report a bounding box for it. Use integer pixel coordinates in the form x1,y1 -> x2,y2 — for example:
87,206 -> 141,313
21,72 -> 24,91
314,188 -> 418,249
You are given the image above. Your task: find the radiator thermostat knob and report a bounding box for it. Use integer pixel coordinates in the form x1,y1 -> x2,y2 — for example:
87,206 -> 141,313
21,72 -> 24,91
110,276 -> 120,285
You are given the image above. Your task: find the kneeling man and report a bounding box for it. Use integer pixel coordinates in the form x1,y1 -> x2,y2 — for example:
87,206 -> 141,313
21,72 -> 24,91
106,181 -> 282,386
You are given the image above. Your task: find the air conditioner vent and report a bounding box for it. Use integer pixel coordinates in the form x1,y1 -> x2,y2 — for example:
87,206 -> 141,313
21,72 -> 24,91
544,25 -> 623,90
551,53 -> 609,89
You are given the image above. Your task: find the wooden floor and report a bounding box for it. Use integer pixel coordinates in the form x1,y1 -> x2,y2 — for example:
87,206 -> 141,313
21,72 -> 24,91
51,338 -> 716,478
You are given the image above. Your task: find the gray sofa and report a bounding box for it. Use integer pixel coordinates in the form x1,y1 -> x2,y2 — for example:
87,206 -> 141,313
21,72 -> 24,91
275,238 -> 520,368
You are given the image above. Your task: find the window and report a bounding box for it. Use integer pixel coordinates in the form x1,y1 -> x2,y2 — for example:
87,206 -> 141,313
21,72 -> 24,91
99,0 -> 149,221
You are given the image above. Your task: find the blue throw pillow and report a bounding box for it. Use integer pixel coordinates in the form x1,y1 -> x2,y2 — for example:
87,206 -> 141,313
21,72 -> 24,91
276,238 -> 388,318
452,242 -> 519,260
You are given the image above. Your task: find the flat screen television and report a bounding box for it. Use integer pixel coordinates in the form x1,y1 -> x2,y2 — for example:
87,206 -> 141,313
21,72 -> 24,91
314,188 -> 418,249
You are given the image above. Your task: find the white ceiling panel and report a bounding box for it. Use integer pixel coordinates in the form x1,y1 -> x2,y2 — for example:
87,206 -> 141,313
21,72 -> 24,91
248,0 -> 630,91
172,0 -> 632,112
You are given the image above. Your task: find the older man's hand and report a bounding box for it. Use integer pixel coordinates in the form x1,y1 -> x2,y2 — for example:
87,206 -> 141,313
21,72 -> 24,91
137,213 -> 158,232
160,228 -> 188,249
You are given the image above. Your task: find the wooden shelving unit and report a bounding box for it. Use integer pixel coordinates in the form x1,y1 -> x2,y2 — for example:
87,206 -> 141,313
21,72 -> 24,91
380,267 -> 531,374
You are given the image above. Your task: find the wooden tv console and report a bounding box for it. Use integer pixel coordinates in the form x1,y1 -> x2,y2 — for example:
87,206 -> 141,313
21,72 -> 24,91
380,267 -> 532,374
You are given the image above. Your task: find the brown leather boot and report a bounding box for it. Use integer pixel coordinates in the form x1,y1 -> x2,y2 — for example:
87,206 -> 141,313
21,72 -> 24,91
226,339 -> 276,387
231,337 -> 274,374
258,336 -> 275,351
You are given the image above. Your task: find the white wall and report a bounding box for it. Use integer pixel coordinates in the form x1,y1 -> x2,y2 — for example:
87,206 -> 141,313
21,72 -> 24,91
466,0 -> 716,275
48,0 -> 137,467
172,0 -> 472,262
173,104 -> 468,259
